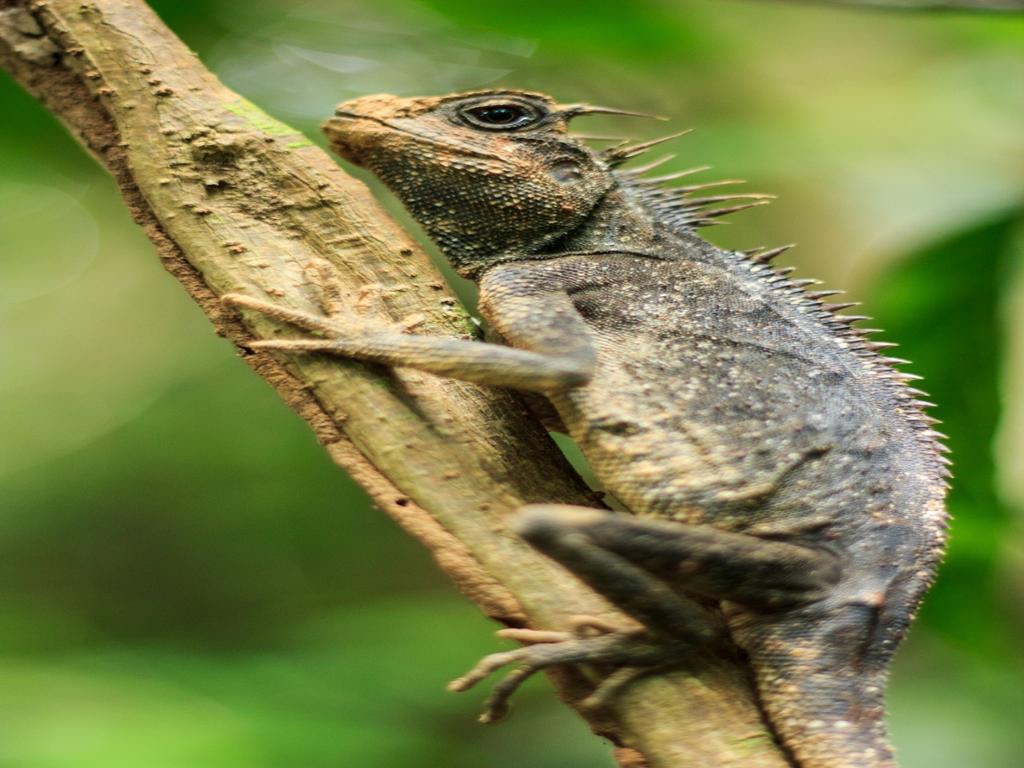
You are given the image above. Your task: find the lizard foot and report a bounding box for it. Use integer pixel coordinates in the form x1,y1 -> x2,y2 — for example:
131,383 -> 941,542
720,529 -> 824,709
448,623 -> 685,723
222,259 -> 421,345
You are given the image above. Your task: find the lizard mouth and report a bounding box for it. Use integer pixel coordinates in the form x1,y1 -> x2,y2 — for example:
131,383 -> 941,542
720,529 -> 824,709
330,109 -> 373,123
322,110 -> 513,167
322,111 -> 379,165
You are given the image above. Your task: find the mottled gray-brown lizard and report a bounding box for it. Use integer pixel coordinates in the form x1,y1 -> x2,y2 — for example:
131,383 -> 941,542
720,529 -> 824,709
223,90 -> 950,768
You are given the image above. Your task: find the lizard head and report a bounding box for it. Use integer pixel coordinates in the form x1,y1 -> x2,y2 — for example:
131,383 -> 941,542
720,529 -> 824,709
323,90 -> 620,276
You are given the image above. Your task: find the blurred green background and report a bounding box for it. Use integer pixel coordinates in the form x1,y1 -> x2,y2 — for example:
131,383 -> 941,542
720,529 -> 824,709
2,1 -> 1023,766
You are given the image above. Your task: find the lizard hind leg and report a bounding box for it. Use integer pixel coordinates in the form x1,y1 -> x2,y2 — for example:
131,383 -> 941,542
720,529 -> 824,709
449,504 -> 729,722
515,506 -> 901,766
517,504 -> 842,614
448,503 -> 841,721
513,505 -> 731,641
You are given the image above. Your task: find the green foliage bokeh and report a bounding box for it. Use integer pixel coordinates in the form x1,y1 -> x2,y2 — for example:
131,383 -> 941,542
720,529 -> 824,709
1,2 -> 1023,766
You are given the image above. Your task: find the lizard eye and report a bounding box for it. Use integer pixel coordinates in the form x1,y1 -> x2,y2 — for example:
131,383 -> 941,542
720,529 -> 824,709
459,102 -> 541,131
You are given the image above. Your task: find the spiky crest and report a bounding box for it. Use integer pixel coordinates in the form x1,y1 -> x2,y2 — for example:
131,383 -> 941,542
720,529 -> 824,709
602,130 -> 777,231
616,165 -> 772,230
603,131 -> 693,167
731,245 -> 950,482
615,155 -> 681,176
559,103 -> 668,122
573,117 -> 949,483
748,245 -> 795,264
606,133 -> 948,481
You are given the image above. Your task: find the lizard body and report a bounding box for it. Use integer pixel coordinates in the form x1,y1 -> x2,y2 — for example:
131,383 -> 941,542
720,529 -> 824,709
224,90 -> 949,768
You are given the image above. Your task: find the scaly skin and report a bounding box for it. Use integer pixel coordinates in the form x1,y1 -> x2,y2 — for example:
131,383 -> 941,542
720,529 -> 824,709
224,90 -> 950,768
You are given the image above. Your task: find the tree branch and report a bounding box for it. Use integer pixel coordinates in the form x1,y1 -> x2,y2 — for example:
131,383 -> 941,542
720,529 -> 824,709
0,2 -> 791,766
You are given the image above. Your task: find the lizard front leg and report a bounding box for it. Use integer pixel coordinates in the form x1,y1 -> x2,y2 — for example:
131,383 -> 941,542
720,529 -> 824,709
222,260 -> 596,394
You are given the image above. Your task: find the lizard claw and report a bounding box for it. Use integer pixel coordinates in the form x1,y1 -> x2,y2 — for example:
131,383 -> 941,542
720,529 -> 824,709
449,628 -> 684,723
307,258 -> 347,317
223,260 -> 420,347
221,293 -> 341,335
579,662 -> 674,711
494,627 -> 574,644
567,614 -> 632,636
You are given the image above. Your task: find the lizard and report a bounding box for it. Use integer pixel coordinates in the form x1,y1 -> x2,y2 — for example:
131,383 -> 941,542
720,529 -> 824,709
222,89 -> 950,768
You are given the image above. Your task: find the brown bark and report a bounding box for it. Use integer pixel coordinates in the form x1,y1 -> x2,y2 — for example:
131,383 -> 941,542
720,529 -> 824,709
0,2 -> 791,766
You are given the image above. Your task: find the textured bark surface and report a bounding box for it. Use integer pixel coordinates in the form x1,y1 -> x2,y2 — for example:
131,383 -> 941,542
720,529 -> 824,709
0,2 -> 792,766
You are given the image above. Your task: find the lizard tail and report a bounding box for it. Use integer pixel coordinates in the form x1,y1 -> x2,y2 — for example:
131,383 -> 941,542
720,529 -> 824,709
752,661 -> 895,768
736,609 -> 900,768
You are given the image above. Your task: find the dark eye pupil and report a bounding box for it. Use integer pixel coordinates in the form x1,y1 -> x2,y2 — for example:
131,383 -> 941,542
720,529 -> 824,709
476,106 -> 523,124
459,101 -> 541,130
